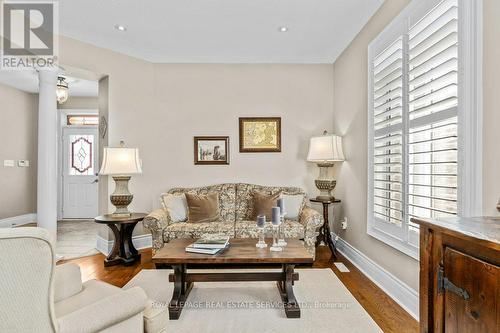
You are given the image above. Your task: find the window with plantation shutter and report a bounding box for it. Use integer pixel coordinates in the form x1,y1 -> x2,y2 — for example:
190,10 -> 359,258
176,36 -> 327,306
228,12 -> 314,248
367,0 -> 481,258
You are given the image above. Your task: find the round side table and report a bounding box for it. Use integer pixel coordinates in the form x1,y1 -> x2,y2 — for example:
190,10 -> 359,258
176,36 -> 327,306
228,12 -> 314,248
310,198 -> 341,258
95,213 -> 147,267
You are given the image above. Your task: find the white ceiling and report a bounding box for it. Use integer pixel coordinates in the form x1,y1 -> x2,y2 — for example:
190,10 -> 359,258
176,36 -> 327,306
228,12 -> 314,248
58,0 -> 384,63
0,70 -> 98,97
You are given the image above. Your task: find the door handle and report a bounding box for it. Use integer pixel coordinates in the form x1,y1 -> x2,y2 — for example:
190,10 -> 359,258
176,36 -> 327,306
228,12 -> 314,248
91,179 -> 99,184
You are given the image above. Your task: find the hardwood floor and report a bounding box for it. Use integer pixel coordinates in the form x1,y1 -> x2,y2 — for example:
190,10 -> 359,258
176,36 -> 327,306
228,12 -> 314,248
62,246 -> 418,333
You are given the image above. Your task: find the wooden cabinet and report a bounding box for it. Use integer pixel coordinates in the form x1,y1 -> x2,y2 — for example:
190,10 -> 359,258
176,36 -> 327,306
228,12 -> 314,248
413,216 -> 500,333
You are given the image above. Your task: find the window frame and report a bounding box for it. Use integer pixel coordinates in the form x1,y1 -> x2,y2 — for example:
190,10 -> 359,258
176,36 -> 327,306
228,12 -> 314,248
367,0 -> 482,259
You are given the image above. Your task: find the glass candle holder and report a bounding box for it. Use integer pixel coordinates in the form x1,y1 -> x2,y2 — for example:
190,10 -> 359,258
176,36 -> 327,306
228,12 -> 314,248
256,215 -> 267,248
270,207 -> 283,252
270,225 -> 282,252
277,212 -> 287,247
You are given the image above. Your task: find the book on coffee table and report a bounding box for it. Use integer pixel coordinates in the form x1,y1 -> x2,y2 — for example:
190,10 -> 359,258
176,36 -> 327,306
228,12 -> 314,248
185,244 -> 227,255
192,237 -> 230,249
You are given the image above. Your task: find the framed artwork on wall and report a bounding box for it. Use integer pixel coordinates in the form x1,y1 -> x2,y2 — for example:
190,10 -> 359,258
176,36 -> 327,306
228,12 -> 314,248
239,117 -> 281,152
194,136 -> 230,165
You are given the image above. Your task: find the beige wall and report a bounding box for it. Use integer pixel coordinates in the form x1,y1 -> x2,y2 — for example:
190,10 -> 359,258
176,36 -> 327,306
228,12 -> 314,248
58,96 -> 99,110
58,37 -> 334,237
331,0 -> 500,292
143,64 -> 333,205
0,83 -> 38,219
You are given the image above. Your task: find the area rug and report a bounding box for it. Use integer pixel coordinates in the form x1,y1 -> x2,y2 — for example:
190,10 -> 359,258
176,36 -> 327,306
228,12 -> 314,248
124,268 -> 382,333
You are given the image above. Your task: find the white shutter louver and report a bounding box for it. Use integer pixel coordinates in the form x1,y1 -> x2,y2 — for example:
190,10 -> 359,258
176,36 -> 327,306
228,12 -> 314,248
407,0 -> 458,236
372,38 -> 404,227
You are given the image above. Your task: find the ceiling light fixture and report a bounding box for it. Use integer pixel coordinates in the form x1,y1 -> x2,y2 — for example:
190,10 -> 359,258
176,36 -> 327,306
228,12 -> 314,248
278,26 -> 288,32
114,24 -> 127,31
56,76 -> 69,104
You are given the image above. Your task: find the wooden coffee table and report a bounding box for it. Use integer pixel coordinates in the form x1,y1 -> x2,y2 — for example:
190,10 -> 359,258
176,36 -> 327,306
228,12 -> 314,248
152,238 -> 313,319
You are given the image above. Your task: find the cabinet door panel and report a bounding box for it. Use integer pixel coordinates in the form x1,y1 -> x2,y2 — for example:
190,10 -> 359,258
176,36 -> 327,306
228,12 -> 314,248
444,247 -> 499,333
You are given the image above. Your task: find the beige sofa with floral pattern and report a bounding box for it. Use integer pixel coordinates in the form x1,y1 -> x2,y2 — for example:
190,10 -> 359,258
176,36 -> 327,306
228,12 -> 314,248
143,183 -> 324,259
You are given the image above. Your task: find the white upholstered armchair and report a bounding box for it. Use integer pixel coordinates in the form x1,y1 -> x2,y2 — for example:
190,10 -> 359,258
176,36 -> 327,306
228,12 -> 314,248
0,227 -> 148,333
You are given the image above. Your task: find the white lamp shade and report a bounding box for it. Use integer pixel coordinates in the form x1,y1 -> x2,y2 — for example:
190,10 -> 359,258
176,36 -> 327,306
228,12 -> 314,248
307,134 -> 345,162
99,147 -> 142,175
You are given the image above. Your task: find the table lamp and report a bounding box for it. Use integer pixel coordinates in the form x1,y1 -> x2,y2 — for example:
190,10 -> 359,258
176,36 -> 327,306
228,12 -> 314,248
307,131 -> 345,201
99,143 -> 142,217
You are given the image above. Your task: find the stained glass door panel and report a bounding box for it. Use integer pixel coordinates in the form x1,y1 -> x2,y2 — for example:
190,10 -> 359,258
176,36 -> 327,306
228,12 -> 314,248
69,135 -> 94,175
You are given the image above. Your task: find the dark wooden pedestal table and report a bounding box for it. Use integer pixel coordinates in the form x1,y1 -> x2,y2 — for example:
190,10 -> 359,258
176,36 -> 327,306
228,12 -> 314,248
94,213 -> 146,266
152,238 -> 313,320
310,198 -> 341,258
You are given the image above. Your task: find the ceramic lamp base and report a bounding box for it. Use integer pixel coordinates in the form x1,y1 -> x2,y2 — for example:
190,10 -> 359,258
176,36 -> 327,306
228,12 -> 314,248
314,162 -> 337,201
110,176 -> 133,217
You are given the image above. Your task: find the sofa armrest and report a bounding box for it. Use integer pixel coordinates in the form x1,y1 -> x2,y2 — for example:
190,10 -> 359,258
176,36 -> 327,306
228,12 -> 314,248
57,287 -> 147,333
299,206 -> 324,229
299,206 -> 324,259
54,263 -> 83,302
142,209 -> 170,252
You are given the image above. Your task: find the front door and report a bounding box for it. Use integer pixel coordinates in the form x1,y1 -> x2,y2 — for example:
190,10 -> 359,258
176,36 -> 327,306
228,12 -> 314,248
62,127 -> 99,218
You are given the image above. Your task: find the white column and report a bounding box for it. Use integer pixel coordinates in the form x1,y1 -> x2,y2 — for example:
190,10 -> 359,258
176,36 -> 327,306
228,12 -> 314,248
37,69 -> 58,243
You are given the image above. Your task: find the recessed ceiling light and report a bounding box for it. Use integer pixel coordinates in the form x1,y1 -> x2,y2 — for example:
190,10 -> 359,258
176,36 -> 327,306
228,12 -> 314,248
114,24 -> 127,32
278,26 -> 288,32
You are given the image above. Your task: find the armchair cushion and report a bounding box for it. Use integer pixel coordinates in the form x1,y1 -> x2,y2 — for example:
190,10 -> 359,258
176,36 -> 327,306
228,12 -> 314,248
55,279 -> 122,318
0,228 -> 57,333
143,300 -> 168,333
57,287 -> 147,333
54,263 -> 83,302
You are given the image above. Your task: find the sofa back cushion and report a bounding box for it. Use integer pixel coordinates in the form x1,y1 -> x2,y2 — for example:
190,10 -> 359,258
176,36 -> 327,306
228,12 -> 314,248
168,184 -> 236,222
235,183 -> 306,221
160,193 -> 188,222
252,191 -> 281,220
185,192 -> 220,223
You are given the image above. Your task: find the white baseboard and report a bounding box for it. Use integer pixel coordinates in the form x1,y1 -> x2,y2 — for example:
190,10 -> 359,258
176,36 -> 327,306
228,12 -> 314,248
96,234 -> 152,255
332,232 -> 419,320
0,214 -> 37,228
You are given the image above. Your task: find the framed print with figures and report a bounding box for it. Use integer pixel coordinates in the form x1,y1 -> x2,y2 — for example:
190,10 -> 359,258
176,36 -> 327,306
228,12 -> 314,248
194,136 -> 229,165
239,117 -> 281,152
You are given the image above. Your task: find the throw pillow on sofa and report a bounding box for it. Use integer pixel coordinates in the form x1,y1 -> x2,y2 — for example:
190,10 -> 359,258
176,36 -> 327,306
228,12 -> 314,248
160,193 -> 188,222
252,191 -> 281,220
185,192 -> 220,223
282,193 -> 306,221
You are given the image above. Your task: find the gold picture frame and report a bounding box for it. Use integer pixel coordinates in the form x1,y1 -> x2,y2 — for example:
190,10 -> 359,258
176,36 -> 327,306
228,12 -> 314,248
239,117 -> 281,152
